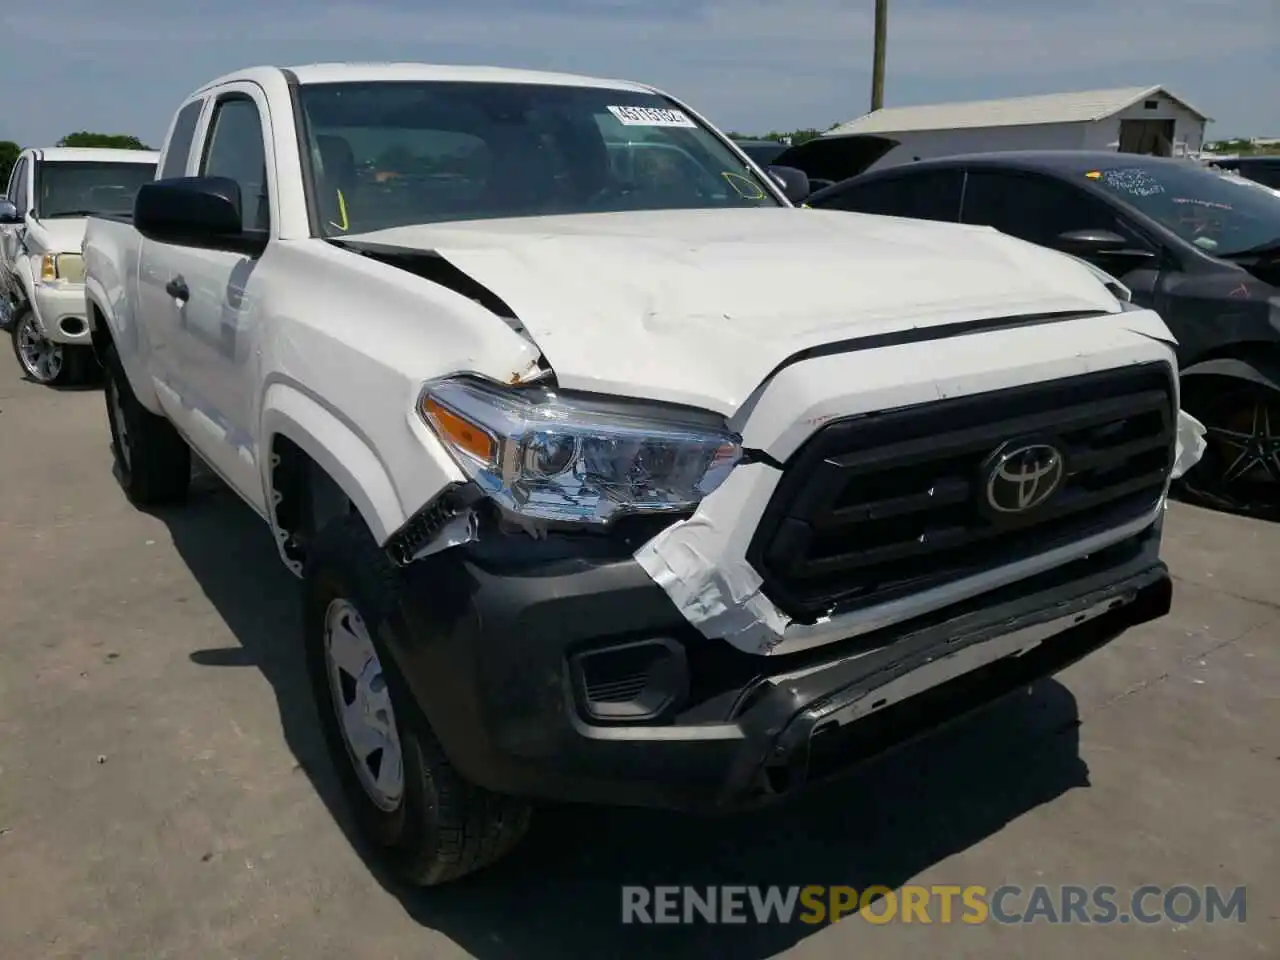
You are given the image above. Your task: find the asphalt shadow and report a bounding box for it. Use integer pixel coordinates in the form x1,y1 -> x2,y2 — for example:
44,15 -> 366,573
167,476 -> 1089,960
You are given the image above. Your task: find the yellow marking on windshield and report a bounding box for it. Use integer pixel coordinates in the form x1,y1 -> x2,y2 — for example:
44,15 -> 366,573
329,189 -> 349,232
722,172 -> 766,200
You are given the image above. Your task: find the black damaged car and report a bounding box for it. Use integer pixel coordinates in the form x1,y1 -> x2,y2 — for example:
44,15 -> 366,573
806,151 -> 1280,517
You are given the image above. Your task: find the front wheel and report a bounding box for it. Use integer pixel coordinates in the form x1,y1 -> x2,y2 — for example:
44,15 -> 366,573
10,306 -> 86,386
1177,377 -> 1280,518
303,514 -> 532,886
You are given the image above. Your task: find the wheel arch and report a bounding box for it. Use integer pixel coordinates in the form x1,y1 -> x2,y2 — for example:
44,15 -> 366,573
1181,345 -> 1280,395
262,383 -> 409,575
85,286 -> 163,411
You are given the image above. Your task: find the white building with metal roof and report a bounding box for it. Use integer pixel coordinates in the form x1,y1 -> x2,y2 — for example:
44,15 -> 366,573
828,86 -> 1211,172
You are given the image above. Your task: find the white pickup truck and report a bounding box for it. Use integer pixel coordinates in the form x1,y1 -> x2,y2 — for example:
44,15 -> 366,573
1,147 -> 158,384
84,63 -> 1192,886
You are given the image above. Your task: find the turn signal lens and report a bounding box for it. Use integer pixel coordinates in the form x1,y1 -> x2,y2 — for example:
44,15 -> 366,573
40,255 -> 57,281
421,396 -> 498,467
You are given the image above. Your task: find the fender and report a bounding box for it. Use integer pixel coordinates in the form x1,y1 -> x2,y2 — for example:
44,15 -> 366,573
8,254 -> 34,314
1181,355 -> 1280,393
85,282 -> 164,412
261,383 -> 420,559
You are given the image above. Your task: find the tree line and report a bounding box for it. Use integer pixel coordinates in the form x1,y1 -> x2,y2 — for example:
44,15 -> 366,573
725,126 -> 839,146
0,132 -> 153,186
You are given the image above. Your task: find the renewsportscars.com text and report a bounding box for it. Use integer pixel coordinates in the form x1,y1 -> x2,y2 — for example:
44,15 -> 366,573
621,884 -> 1248,926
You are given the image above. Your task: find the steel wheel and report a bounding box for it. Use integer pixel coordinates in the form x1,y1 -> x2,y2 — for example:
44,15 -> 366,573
323,598 -> 405,812
13,310 -> 64,383
1179,380 -> 1280,517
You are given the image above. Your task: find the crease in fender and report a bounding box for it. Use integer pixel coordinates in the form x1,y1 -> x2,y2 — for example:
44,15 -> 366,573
1121,323 -> 1180,348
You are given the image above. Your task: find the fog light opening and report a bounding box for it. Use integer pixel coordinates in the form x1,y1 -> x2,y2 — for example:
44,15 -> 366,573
570,637 -> 688,723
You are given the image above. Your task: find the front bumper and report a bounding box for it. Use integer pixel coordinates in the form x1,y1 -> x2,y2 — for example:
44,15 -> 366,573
30,282 -> 90,345
386,519 -> 1170,813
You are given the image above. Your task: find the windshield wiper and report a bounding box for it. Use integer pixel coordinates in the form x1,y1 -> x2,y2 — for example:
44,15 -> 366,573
1221,237 -> 1280,260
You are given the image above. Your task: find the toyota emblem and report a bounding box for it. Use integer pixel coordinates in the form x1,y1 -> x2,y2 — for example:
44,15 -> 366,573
983,442 -> 1066,514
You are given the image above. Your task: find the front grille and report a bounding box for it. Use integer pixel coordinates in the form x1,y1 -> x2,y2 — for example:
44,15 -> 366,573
748,363 -> 1176,623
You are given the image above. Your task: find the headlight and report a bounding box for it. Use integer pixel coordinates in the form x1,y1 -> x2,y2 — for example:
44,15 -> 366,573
418,377 -> 743,524
37,253 -> 85,283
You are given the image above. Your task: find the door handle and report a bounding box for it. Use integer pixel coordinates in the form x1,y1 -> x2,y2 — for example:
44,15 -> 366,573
165,276 -> 190,302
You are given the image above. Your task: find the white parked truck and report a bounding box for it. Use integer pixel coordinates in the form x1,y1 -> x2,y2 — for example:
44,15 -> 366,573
1,147 -> 159,384
83,63 -> 1190,886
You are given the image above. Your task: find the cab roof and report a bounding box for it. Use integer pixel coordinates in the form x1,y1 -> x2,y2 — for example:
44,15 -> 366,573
200,62 -> 657,94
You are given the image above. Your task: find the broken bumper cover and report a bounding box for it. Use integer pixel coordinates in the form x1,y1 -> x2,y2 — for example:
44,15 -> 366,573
389,525 -> 1171,813
31,282 -> 90,345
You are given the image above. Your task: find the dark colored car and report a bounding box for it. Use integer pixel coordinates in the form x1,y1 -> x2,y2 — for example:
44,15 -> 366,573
732,138 -> 789,167
1210,155 -> 1280,190
733,135 -> 900,195
807,151 -> 1280,516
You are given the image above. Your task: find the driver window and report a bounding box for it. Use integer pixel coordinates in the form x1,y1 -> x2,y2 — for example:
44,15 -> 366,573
200,96 -> 271,232
961,171 -> 1120,247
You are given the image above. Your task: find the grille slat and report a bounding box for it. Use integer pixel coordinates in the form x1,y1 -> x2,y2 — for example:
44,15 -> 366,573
747,363 -> 1177,623
824,477 -> 973,526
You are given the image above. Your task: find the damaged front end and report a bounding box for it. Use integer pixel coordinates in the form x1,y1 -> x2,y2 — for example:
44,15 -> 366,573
384,482 -> 486,566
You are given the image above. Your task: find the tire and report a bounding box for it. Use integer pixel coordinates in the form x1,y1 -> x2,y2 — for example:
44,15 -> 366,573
303,514 -> 532,886
1177,375 -> 1280,518
10,305 -> 87,386
102,341 -> 191,506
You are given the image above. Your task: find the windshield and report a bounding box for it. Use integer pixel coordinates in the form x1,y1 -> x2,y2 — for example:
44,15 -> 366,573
1083,161 -> 1280,257
296,81 -> 781,236
35,161 -> 157,218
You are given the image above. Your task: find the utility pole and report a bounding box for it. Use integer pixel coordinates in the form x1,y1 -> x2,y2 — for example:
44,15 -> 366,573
870,0 -> 888,111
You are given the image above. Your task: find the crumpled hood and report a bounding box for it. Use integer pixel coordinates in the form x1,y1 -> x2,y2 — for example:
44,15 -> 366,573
347,207 -> 1124,415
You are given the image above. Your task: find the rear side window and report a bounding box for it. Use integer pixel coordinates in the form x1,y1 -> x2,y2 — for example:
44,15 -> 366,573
200,96 -> 271,231
816,169 -> 963,222
160,100 -> 205,180
960,170 -> 1118,246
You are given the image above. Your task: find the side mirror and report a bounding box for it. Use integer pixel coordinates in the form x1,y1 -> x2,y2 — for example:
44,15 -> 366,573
767,165 -> 811,204
134,176 -> 266,255
0,198 -> 21,225
1056,228 -> 1154,260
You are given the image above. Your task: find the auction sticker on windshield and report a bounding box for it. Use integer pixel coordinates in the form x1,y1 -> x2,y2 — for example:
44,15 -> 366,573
607,105 -> 697,128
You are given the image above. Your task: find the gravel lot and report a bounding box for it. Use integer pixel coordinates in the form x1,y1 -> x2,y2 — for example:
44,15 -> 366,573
0,347 -> 1276,959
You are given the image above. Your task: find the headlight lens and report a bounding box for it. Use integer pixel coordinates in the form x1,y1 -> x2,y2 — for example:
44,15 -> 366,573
36,253 -> 85,283
419,377 -> 743,524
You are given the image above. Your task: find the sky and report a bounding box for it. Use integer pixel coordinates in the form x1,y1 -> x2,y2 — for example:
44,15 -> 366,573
3,0 -> 1276,148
